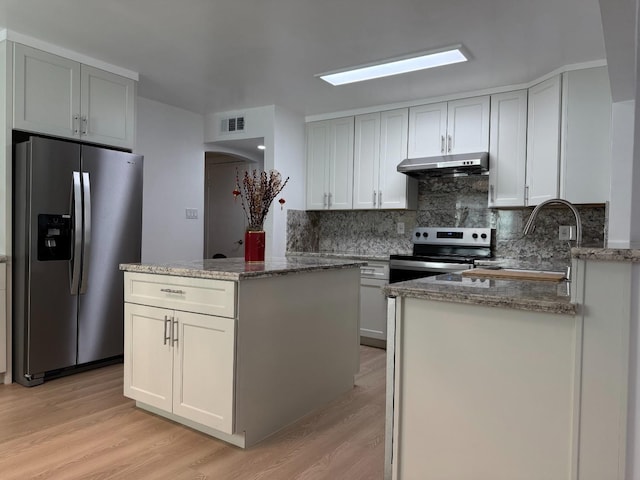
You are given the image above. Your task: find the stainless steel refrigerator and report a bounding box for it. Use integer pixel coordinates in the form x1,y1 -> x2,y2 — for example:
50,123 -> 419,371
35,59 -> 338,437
13,135 -> 143,386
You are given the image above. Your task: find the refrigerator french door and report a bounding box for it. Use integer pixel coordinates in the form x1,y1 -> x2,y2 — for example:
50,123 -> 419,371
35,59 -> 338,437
13,136 -> 143,386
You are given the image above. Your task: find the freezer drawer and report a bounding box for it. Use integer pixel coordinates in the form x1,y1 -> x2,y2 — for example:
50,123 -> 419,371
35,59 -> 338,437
124,272 -> 236,318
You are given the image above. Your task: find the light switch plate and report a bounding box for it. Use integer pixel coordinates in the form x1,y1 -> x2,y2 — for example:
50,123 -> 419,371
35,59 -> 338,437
185,208 -> 198,219
558,225 -> 575,241
397,222 -> 405,234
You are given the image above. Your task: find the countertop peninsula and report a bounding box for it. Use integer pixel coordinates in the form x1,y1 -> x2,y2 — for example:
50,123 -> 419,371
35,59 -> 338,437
120,256 -> 365,281
383,272 -> 576,315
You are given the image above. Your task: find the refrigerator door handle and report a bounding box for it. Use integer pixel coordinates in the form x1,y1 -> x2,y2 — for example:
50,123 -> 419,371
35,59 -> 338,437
80,172 -> 92,295
70,172 -> 82,295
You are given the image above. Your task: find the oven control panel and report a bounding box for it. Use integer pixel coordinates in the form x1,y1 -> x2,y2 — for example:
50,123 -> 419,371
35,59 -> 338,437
412,227 -> 493,247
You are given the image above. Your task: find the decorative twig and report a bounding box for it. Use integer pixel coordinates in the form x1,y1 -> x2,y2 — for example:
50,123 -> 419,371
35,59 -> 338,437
235,169 -> 289,231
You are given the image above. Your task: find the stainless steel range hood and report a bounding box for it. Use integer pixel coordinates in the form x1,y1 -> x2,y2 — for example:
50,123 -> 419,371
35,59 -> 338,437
397,151 -> 489,177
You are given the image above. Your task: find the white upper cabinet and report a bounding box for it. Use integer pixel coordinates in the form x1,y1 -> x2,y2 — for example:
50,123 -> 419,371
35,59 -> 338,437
13,44 -> 135,149
488,90 -> 528,207
526,75 -> 562,206
408,96 -> 490,158
560,66 -> 612,204
305,117 -> 354,210
354,108 -> 417,210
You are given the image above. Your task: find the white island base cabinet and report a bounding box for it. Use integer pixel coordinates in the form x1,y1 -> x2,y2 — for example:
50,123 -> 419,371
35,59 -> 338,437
387,298 -> 581,480
123,267 -> 360,448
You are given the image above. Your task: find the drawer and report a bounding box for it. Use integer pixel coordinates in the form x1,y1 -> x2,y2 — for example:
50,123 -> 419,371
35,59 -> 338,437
124,272 -> 236,318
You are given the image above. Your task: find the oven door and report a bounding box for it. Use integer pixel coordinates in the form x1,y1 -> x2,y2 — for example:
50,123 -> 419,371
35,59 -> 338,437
388,259 -> 473,283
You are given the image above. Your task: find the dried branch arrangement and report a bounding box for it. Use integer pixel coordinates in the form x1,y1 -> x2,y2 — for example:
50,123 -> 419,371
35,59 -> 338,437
235,169 -> 289,231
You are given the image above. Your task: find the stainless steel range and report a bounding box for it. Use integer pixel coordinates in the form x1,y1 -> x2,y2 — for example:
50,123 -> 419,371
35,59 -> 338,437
389,227 -> 494,283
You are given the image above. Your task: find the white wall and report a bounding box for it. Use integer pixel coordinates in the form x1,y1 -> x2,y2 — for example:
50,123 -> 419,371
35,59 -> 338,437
607,100 -> 635,248
136,97 -> 205,262
269,106 -> 305,257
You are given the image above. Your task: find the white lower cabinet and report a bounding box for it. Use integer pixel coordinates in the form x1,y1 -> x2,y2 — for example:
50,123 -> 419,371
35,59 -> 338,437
360,262 -> 389,346
124,303 -> 235,434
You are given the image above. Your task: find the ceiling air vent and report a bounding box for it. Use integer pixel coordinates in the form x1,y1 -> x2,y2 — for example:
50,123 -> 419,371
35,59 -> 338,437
221,116 -> 245,133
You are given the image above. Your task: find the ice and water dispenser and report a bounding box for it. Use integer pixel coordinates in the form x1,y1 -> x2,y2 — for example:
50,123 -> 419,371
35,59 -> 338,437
37,214 -> 72,261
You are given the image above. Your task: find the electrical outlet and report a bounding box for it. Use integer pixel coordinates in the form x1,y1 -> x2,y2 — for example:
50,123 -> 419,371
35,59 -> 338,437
397,222 -> 405,234
558,225 -> 575,241
185,208 -> 198,219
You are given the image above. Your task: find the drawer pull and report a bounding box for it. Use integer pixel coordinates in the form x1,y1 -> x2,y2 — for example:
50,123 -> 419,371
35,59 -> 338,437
163,315 -> 171,345
160,288 -> 185,295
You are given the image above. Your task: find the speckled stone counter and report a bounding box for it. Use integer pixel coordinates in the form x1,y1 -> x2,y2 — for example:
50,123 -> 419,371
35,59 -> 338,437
0,256 -> 7,263
287,251 -> 389,262
572,247 -> 640,263
383,273 -> 576,315
120,256 -> 365,281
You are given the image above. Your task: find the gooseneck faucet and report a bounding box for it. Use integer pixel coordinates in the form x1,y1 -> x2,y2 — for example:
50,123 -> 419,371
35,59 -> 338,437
523,198 -> 583,247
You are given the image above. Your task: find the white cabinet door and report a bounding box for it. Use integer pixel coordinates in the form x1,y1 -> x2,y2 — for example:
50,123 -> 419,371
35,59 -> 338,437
305,121 -> 330,209
488,90 -> 528,207
123,303 -> 174,412
526,75 -> 562,206
360,277 -> 387,342
305,117 -> 354,210
407,102 -> 447,158
81,65 -> 135,149
379,108 -> 414,209
173,311 -> 236,434
353,113 -> 381,209
560,66 -> 612,204
13,44 -> 80,139
328,117 -> 354,210
447,96 -> 490,154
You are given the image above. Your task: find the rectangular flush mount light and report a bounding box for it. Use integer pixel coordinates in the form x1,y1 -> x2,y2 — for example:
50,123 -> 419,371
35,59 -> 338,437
317,45 -> 469,86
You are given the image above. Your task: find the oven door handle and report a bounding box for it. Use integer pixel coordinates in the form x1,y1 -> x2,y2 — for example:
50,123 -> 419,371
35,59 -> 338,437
389,260 -> 473,272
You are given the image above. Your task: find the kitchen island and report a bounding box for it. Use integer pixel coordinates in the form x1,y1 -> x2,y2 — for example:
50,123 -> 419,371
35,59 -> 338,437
383,263 -> 630,480
120,257 -> 363,448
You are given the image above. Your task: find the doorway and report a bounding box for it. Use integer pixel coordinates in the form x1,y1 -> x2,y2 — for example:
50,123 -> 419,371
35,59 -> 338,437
203,151 -> 264,259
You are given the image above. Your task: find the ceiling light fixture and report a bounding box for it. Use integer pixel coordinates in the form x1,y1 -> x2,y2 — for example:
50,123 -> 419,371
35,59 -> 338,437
257,145 -> 266,150
316,45 -> 469,86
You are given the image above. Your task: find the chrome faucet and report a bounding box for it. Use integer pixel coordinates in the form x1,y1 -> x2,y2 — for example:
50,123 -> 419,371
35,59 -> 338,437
523,198 -> 583,247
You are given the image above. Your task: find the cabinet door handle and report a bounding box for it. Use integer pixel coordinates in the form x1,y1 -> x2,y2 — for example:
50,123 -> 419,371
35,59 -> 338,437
81,115 -> 88,135
323,193 -> 328,208
163,315 -> 171,345
447,135 -> 452,153
73,114 -> 80,135
378,190 -> 382,207
328,192 -> 332,208
160,288 -> 185,295
441,135 -> 445,154
373,190 -> 377,206
172,319 -> 179,345
525,185 -> 529,205
490,185 -> 495,203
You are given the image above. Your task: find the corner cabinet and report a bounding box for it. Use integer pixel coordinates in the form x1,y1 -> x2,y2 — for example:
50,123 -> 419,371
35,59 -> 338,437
306,117 -> 354,210
408,96 -> 490,158
488,90 -> 528,207
13,44 -> 135,149
353,109 -> 417,210
525,75 -> 562,206
123,273 -> 236,434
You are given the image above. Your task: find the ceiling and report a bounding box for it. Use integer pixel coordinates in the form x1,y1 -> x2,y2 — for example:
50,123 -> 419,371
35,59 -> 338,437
0,0 -> 606,117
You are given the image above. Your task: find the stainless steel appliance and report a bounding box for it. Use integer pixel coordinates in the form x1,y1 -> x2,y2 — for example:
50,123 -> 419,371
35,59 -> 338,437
389,227 -> 493,283
396,152 -> 489,177
13,135 -> 143,386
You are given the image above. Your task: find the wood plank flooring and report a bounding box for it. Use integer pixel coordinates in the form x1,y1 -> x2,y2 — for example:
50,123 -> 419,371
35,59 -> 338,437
0,346 -> 386,480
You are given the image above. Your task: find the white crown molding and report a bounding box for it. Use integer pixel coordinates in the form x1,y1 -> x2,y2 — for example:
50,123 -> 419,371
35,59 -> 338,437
305,58 -> 608,122
2,29 -> 138,81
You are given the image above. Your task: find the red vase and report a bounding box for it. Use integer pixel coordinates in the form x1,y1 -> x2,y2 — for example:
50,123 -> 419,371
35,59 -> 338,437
244,230 -> 266,262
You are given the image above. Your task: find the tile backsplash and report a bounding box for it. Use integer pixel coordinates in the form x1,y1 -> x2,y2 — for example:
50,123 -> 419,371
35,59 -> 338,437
287,175 -> 606,266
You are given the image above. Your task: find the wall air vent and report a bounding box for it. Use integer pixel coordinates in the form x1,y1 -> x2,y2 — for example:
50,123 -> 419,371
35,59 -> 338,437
221,116 -> 245,133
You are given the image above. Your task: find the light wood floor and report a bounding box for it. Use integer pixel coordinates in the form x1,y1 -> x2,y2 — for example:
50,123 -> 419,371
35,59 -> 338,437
0,346 -> 386,480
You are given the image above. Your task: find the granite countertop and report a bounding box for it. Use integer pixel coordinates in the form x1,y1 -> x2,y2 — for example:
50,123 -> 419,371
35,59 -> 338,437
383,273 -> 576,315
120,256 -> 366,281
287,251 -> 390,262
0,255 -> 7,263
572,247 -> 640,262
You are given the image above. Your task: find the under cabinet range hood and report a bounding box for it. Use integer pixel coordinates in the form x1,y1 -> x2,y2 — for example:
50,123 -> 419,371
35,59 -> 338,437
397,151 -> 489,177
